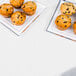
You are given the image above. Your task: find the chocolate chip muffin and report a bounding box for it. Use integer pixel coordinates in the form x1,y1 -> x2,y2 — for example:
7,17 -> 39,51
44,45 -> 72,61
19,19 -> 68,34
0,3 -> 14,18
21,1 -> 37,16
55,15 -> 71,30
11,11 -> 26,25
60,2 -> 76,16
73,22 -> 76,34
10,0 -> 24,8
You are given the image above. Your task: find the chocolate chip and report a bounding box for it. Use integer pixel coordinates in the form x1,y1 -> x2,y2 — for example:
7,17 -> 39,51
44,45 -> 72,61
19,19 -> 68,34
21,17 -> 22,19
6,9 -> 8,11
66,8 -> 69,10
0,6 -> 1,9
64,21 -> 67,23
57,21 -> 59,23
68,11 -> 70,13
73,7 -> 75,9
65,25 -> 67,27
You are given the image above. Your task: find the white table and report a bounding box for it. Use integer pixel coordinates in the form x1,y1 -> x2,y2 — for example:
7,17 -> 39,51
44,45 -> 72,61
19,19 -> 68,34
0,0 -> 76,76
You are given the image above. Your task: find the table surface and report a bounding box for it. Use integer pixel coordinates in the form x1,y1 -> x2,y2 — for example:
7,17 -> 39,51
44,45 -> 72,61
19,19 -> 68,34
0,0 -> 76,76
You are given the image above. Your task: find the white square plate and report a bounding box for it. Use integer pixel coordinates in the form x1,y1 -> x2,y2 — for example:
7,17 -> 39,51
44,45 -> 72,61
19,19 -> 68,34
46,0 -> 76,41
0,0 -> 46,36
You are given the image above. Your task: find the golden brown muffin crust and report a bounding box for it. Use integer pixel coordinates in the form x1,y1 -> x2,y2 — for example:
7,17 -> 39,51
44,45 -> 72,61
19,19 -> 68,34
10,0 -> 24,8
0,3 -> 14,17
60,2 -> 76,16
55,15 -> 71,30
11,11 -> 26,25
21,1 -> 37,16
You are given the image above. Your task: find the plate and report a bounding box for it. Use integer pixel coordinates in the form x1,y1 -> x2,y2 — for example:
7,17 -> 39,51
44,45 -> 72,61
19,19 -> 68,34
46,0 -> 76,41
0,0 -> 46,36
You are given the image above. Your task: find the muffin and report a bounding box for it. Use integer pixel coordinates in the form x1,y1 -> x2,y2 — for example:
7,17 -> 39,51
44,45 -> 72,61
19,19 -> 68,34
21,1 -> 37,16
0,3 -> 14,18
11,11 -> 26,25
55,15 -> 71,30
73,22 -> 76,34
10,0 -> 24,8
60,2 -> 76,16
